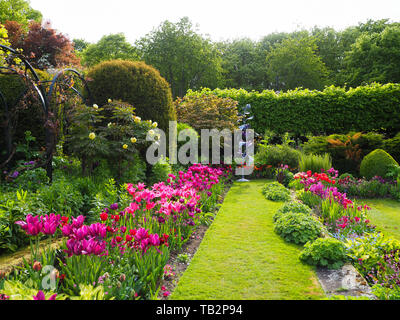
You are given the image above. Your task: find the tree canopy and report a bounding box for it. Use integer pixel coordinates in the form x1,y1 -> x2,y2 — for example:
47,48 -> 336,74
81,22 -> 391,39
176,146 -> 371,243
0,0 -> 42,27
137,17 -> 223,98
80,34 -> 139,67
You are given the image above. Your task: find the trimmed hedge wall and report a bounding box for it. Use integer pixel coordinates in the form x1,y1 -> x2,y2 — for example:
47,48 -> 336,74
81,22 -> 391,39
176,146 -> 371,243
186,83 -> 400,135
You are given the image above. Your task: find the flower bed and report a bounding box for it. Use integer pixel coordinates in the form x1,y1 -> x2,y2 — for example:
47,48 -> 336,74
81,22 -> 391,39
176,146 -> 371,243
0,164 -> 232,300
291,168 -> 400,299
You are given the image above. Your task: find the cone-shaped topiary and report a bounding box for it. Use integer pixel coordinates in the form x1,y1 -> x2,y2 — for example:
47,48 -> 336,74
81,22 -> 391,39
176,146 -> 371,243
86,60 -> 176,132
360,149 -> 398,180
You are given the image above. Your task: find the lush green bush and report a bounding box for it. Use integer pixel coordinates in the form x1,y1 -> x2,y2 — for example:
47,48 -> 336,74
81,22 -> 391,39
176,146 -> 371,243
360,149 -> 399,180
299,238 -> 347,269
255,143 -> 300,169
175,94 -> 240,132
274,211 -> 323,245
262,182 -> 291,202
187,84 -> 400,136
298,153 -> 332,173
86,60 -> 176,131
149,157 -> 173,185
384,132 -> 400,163
273,201 -> 311,222
66,100 -> 153,179
302,132 -> 385,175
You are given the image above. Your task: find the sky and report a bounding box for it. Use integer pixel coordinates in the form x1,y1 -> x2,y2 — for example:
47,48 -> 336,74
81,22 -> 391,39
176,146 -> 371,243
29,0 -> 400,43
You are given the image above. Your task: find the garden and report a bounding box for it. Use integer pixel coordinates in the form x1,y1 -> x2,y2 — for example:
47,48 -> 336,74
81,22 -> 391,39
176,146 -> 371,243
1,1 -> 400,302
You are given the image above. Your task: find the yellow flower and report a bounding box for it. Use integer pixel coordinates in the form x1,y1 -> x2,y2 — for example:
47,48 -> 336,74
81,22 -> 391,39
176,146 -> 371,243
134,116 -> 141,123
107,122 -> 113,127
108,99 -> 112,103
148,130 -> 155,136
123,144 -> 128,150
152,122 -> 158,128
89,132 -> 96,140
93,104 -> 99,109
130,137 -> 137,144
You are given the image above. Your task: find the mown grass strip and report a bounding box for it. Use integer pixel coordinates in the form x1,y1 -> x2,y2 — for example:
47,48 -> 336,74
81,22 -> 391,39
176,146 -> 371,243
171,180 -> 325,300
365,199 -> 400,241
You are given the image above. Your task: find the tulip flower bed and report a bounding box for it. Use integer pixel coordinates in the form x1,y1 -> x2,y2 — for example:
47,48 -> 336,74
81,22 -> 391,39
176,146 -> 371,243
0,164 -> 232,300
293,169 -> 400,299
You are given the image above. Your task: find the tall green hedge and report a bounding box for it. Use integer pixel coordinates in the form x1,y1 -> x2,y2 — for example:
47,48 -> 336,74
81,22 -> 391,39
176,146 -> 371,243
186,83 -> 400,135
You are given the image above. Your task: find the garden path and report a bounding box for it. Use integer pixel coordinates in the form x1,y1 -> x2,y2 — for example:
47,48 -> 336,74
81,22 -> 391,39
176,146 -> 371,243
170,180 -> 325,300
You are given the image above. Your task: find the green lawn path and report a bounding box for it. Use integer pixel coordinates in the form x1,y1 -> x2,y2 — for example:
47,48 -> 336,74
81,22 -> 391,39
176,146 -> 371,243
171,180 -> 325,300
365,199 -> 400,241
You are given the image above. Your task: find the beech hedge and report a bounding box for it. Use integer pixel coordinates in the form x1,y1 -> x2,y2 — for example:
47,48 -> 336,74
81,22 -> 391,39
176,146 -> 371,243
186,83 -> 400,135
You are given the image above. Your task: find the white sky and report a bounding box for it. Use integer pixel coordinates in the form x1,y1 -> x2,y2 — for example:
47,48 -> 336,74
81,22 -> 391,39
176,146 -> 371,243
29,0 -> 400,43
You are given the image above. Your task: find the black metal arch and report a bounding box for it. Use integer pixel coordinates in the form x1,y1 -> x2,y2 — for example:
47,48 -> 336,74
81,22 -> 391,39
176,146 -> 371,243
0,45 -> 92,181
47,68 -> 92,104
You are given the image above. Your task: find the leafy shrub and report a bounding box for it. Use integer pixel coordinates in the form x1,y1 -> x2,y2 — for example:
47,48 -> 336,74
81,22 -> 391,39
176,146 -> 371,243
360,149 -> 399,180
36,177 -> 85,217
273,201 -> 311,222
384,132 -> 400,163
339,173 -> 354,180
66,100 -> 153,179
298,153 -> 332,173
149,157 -> 172,185
86,60 -> 176,131
175,94 -> 240,132
274,211 -> 323,245
262,182 -> 291,202
255,143 -> 300,169
299,238 -> 348,269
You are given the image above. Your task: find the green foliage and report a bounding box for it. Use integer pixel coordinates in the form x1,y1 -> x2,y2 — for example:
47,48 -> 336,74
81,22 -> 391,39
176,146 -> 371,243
0,189 -> 31,252
0,0 -> 42,27
70,284 -> 110,300
299,238 -> 348,269
343,25 -> 400,87
274,211 -> 323,245
372,284 -> 400,300
297,190 -> 322,208
86,60 -> 176,131
1,280 -> 64,300
345,232 -> 400,277
188,84 -> 400,136
35,176 -> 85,217
137,17 -> 223,98
360,149 -> 399,180
303,132 -> 386,174
175,94 -> 240,132
266,36 -> 329,90
149,157 -> 172,185
261,182 -> 291,202
299,153 -> 332,173
273,201 -> 311,222
80,34 -> 139,67
66,100 -> 153,179
383,133 -> 400,163
255,143 -> 300,169
217,38 -> 269,92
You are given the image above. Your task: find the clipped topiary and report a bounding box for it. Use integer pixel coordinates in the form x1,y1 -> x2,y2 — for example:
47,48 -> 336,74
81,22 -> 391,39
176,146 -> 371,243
299,238 -> 347,269
86,60 -> 176,131
360,149 -> 399,180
